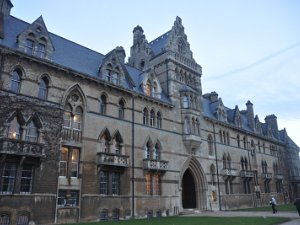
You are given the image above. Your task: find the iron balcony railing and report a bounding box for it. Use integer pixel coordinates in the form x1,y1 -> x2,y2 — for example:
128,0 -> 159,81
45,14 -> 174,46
240,170 -> 255,178
221,168 -> 238,176
261,173 -> 273,179
0,138 -> 45,158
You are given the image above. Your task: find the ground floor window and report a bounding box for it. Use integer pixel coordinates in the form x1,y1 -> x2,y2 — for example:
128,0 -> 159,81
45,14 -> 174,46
145,173 -> 161,195
264,180 -> 271,193
57,190 -> 79,207
243,179 -> 251,194
100,209 -> 108,221
99,171 -> 120,195
276,180 -> 283,193
16,214 -> 29,225
225,179 -> 233,194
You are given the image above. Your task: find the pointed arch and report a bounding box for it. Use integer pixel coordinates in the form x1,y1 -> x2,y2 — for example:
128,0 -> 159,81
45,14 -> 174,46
61,84 -> 87,110
180,156 -> 207,210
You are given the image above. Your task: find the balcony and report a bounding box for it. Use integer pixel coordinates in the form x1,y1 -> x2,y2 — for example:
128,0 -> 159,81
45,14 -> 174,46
240,170 -> 255,178
143,159 -> 168,171
97,152 -> 129,168
274,174 -> 284,180
62,128 -> 82,143
261,173 -> 273,179
183,134 -> 202,150
221,168 -> 238,177
0,138 -> 45,158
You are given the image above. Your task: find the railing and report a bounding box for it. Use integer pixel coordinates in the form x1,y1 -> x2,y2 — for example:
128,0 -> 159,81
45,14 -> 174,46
172,52 -> 199,71
262,173 -> 273,179
240,170 -> 255,178
274,174 -> 284,180
97,152 -> 129,167
221,168 -> 238,176
0,138 -> 45,158
62,128 -> 82,143
143,159 -> 168,171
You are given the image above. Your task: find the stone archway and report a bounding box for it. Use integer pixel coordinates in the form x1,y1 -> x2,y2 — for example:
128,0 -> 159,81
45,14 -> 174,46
180,157 -> 207,210
182,169 -> 196,208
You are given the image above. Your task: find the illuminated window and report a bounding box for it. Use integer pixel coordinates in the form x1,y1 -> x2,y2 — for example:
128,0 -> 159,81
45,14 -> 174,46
145,80 -> 151,96
8,117 -> 21,139
145,173 -> 161,195
59,147 -> 80,178
145,173 -> 152,195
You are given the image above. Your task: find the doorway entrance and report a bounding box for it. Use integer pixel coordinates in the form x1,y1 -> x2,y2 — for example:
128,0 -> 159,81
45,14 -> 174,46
182,169 -> 196,208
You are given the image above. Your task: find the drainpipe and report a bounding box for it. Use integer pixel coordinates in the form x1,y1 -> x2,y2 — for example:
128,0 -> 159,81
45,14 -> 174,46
131,93 -> 135,218
212,122 -> 222,211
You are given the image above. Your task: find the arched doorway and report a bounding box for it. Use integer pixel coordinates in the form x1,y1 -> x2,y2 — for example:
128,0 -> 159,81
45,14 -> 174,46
182,169 -> 196,208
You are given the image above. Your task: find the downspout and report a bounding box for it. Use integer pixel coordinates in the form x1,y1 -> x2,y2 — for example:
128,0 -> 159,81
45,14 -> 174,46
131,93 -> 135,218
212,122 -> 222,210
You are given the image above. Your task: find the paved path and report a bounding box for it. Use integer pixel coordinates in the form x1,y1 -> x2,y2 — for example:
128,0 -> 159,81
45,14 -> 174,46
182,210 -> 300,225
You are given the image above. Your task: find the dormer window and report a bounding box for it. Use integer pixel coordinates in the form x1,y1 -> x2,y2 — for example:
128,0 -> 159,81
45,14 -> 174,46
25,39 -> 34,55
142,74 -> 162,99
37,43 -> 46,58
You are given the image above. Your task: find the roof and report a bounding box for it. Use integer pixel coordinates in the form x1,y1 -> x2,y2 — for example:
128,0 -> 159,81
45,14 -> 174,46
1,15 -> 172,105
149,31 -> 170,56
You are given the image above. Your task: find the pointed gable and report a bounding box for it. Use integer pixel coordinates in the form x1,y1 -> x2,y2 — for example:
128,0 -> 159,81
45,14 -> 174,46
233,105 -> 242,127
17,16 -> 54,59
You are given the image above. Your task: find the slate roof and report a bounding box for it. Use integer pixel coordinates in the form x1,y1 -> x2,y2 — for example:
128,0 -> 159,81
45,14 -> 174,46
1,15 -> 172,104
149,31 -> 170,56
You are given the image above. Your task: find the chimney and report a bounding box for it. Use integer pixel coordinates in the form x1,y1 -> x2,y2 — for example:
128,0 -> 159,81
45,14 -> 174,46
115,46 -> 126,64
246,100 -> 255,131
0,0 -> 13,39
132,25 -> 144,45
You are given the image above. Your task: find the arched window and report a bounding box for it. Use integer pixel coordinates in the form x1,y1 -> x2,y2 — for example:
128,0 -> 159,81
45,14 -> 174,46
237,135 -> 240,148
191,117 -> 196,134
219,130 -> 223,143
243,136 -> 247,149
73,107 -> 83,131
210,164 -> 216,185
244,158 -> 248,170
11,69 -> 22,93
0,214 -> 10,225
144,141 -> 151,159
111,133 -> 122,155
184,117 -> 190,134
143,108 -> 148,125
241,157 -> 245,170
63,104 -> 72,128
150,109 -> 155,127
38,77 -> 48,99
223,154 -> 227,168
196,118 -> 200,135
227,154 -> 231,169
226,132 -> 230,145
156,112 -> 162,129
145,80 -> 151,96
118,99 -> 125,119
208,135 -> 214,156
25,38 -> 34,55
153,143 -> 160,160
25,121 -> 38,142
8,117 -> 21,139
152,82 -> 157,97
100,95 -> 107,115
100,133 -> 110,153
16,213 -> 29,225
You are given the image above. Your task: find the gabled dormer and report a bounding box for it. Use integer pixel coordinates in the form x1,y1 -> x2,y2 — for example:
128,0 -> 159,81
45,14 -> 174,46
233,105 -> 241,127
98,46 -> 132,87
17,16 -> 54,60
140,70 -> 162,99
215,98 -> 227,122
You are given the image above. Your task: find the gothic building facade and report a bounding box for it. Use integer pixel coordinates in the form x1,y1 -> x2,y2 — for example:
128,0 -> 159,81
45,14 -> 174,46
0,1 -> 299,224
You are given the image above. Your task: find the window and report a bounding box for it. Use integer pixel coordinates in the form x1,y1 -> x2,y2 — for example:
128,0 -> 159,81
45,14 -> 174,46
112,208 -> 120,221
145,173 -> 161,195
237,135 -> 240,148
11,69 -> 21,93
118,99 -> 125,119
225,180 -> 233,195
100,171 -> 108,195
150,110 -> 155,127
264,180 -> 270,193
144,141 -> 151,159
25,121 -> 38,142
25,39 -> 34,55
145,80 -> 151,96
100,134 -> 110,153
63,104 -> 72,128
157,112 -> 162,129
59,147 -> 80,178
100,209 -> 108,221
111,172 -> 120,195
57,190 -> 79,207
143,108 -> 148,125
37,43 -> 46,58
208,135 -> 214,156
16,214 -> 29,225
0,214 -> 10,225
210,164 -> 216,185
111,138 -> 121,155
63,105 -> 82,131
100,95 -> 107,115
153,143 -> 160,160
38,77 -> 48,99
20,165 -> 33,193
8,117 -> 21,139
0,163 -> 16,194
184,117 -> 190,134
73,107 -> 82,131
243,136 -> 247,149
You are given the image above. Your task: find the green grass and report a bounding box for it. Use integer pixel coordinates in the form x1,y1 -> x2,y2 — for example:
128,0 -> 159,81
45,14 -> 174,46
61,216 -> 290,225
237,203 -> 296,212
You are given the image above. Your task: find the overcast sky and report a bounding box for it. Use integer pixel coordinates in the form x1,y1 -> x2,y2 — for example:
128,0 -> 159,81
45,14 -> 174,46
12,0 -> 300,146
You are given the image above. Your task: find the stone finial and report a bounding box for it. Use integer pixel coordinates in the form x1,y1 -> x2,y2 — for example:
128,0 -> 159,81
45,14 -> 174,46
115,46 -> 126,63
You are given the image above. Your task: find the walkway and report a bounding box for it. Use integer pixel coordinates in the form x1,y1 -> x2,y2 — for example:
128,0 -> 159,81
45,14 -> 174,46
182,210 -> 300,225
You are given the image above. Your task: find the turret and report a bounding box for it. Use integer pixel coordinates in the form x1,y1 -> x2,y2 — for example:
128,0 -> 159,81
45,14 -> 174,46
0,0 -> 13,15
246,100 -> 255,131
265,114 -> 279,138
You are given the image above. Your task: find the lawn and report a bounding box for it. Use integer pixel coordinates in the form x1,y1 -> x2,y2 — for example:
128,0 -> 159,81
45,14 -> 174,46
237,203 -> 296,212
61,216 -> 290,225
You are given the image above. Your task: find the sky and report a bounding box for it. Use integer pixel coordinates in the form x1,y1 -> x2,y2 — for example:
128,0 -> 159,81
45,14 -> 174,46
11,0 -> 300,147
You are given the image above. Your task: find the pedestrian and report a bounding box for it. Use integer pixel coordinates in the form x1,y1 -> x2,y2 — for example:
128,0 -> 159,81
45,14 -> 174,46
270,196 -> 277,214
294,198 -> 300,216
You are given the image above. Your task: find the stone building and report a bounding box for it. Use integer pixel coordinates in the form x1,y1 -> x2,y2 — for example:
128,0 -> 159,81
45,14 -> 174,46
0,1 -> 299,224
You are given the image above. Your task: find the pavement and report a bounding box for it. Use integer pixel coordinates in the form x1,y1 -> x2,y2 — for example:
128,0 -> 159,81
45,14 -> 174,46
182,210 -> 300,225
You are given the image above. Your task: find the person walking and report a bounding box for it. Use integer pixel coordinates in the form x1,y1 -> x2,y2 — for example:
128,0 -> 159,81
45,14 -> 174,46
270,196 -> 278,214
294,197 -> 300,216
